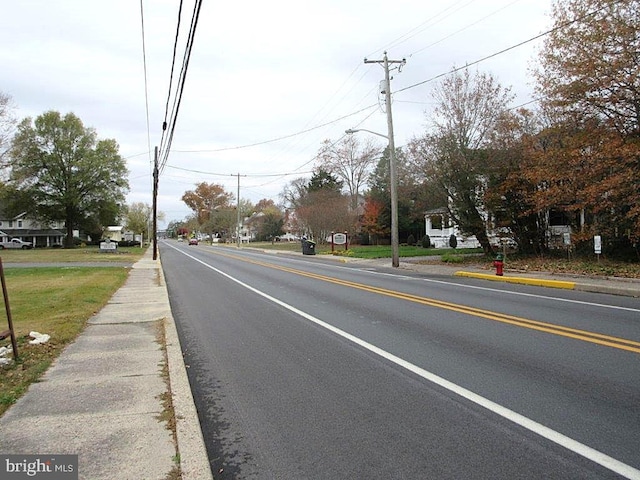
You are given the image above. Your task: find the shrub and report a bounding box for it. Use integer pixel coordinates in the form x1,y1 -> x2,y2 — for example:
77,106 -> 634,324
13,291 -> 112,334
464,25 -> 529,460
441,253 -> 464,263
422,235 -> 431,248
449,234 -> 458,249
117,240 -> 141,247
407,234 -> 416,246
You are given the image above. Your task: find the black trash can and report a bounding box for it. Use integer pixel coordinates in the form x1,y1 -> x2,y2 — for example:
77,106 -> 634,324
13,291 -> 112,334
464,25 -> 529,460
301,239 -> 316,255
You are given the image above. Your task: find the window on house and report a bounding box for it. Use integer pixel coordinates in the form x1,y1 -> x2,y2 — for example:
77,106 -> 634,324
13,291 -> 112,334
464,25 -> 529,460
8,221 -> 13,228
18,220 -> 23,228
549,209 -> 572,226
430,216 -> 443,230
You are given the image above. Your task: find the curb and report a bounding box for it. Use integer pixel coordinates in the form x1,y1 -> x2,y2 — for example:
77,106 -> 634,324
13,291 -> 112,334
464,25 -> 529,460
156,254 -> 214,480
454,271 -> 576,290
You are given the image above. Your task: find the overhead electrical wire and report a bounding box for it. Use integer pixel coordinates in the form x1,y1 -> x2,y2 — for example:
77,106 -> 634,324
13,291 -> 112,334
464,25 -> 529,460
170,104 -> 379,153
158,0 -> 612,196
138,0 -> 152,174
158,0 -> 184,156
158,0 -> 203,175
408,0 -> 524,57
395,1 -> 611,95
368,0 -> 477,58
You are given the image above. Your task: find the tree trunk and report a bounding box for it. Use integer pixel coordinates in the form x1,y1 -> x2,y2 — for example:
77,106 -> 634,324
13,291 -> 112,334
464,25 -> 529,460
65,221 -> 75,249
472,227 -> 494,256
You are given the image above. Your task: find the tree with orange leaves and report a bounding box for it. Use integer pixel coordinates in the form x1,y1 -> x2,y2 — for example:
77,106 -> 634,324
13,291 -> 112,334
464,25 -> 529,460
532,0 -> 640,250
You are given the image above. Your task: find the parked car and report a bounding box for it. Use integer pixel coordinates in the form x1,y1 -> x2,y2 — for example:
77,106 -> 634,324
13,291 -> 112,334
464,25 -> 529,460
0,238 -> 33,249
188,238 -> 198,246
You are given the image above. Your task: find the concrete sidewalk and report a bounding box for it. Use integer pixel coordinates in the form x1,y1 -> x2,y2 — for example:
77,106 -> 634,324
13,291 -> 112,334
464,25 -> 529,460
0,248 -> 212,480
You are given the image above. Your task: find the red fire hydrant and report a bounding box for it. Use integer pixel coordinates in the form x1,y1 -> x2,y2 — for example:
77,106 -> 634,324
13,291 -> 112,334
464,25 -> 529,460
493,253 -> 504,276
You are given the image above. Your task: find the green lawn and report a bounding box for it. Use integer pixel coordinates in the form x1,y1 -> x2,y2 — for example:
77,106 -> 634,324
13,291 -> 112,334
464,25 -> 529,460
0,245 -> 145,263
237,241 -> 481,259
0,249 -> 143,416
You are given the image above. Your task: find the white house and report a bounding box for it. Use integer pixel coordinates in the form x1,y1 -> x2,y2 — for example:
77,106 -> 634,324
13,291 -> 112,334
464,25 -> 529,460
103,226 -> 125,242
424,208 -> 481,248
0,211 -> 65,247
425,206 -> 577,250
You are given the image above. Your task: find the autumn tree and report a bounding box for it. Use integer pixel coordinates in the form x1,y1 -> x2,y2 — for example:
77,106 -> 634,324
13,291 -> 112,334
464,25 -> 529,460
411,69 -> 514,254
532,0 -> 640,247
482,108 -> 550,254
360,197 -> 387,244
182,182 -> 233,223
8,111 -> 129,247
289,167 -> 354,241
535,0 -> 639,137
244,198 -> 284,241
181,183 -> 232,240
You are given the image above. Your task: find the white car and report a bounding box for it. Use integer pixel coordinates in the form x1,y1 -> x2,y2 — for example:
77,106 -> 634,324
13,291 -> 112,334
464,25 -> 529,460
0,238 -> 33,249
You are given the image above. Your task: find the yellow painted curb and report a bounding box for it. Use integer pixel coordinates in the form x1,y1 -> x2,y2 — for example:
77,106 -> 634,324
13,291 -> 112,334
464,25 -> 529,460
455,271 -> 575,290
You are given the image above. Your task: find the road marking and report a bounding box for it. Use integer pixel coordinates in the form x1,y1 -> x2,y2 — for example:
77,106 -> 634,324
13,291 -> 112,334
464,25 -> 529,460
419,278 -> 640,313
165,242 -> 640,480
229,246 -> 640,313
202,248 -> 640,354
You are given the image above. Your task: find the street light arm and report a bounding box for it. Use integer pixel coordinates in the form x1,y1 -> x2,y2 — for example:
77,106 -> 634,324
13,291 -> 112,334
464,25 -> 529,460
345,128 -> 389,140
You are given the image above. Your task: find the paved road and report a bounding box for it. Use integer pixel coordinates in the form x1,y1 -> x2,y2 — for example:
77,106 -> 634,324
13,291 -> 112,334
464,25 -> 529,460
160,241 -> 640,479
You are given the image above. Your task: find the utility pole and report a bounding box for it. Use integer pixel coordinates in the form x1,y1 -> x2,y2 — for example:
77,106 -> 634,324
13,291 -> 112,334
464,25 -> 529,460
236,173 -> 241,248
152,146 -> 158,260
364,52 -> 405,268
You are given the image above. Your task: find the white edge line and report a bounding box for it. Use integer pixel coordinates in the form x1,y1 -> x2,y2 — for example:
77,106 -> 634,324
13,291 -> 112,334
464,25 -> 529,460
166,243 -> 640,480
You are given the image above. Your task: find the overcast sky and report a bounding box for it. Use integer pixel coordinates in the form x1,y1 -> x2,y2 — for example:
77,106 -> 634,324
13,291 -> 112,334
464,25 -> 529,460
1,0 -> 553,227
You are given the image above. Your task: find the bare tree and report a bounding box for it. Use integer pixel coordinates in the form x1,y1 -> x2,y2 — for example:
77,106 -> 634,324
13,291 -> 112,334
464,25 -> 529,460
0,92 -> 17,164
318,136 -> 381,210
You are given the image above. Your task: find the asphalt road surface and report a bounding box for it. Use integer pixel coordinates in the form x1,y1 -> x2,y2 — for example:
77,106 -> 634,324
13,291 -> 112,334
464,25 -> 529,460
160,240 -> 640,479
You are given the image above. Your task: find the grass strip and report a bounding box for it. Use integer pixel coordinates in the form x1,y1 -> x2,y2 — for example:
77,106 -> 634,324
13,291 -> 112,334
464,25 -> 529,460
0,266 -> 130,416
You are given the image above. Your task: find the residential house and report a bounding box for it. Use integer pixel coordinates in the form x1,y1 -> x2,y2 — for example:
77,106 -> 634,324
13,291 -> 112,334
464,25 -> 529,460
425,206 -> 577,250
103,226 -> 125,242
424,208 -> 481,248
0,211 -> 65,247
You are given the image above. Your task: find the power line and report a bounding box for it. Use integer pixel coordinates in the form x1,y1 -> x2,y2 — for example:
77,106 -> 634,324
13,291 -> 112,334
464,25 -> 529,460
170,104 -> 378,153
159,0 -> 203,174
158,0 -> 184,155
368,0 -> 476,57
166,164 -> 313,178
408,0 -> 524,57
138,0 -> 152,174
395,1 -> 610,95
159,0 -> 610,192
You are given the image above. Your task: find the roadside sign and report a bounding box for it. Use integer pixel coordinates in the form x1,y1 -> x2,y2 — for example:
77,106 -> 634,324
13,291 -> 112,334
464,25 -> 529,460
332,233 -> 347,245
594,235 -> 602,255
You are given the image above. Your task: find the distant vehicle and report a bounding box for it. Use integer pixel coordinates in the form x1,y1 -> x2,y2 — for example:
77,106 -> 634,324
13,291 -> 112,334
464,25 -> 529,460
0,238 -> 33,250
188,238 -> 198,246
278,234 -> 300,242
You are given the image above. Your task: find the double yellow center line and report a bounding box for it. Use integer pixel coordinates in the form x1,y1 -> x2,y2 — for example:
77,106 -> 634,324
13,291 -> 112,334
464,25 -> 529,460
214,250 -> 640,354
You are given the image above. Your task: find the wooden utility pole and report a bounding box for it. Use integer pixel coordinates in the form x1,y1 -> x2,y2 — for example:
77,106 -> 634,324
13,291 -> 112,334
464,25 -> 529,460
152,146 -> 159,260
364,52 -> 405,268
0,258 -> 18,360
236,173 -> 241,248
